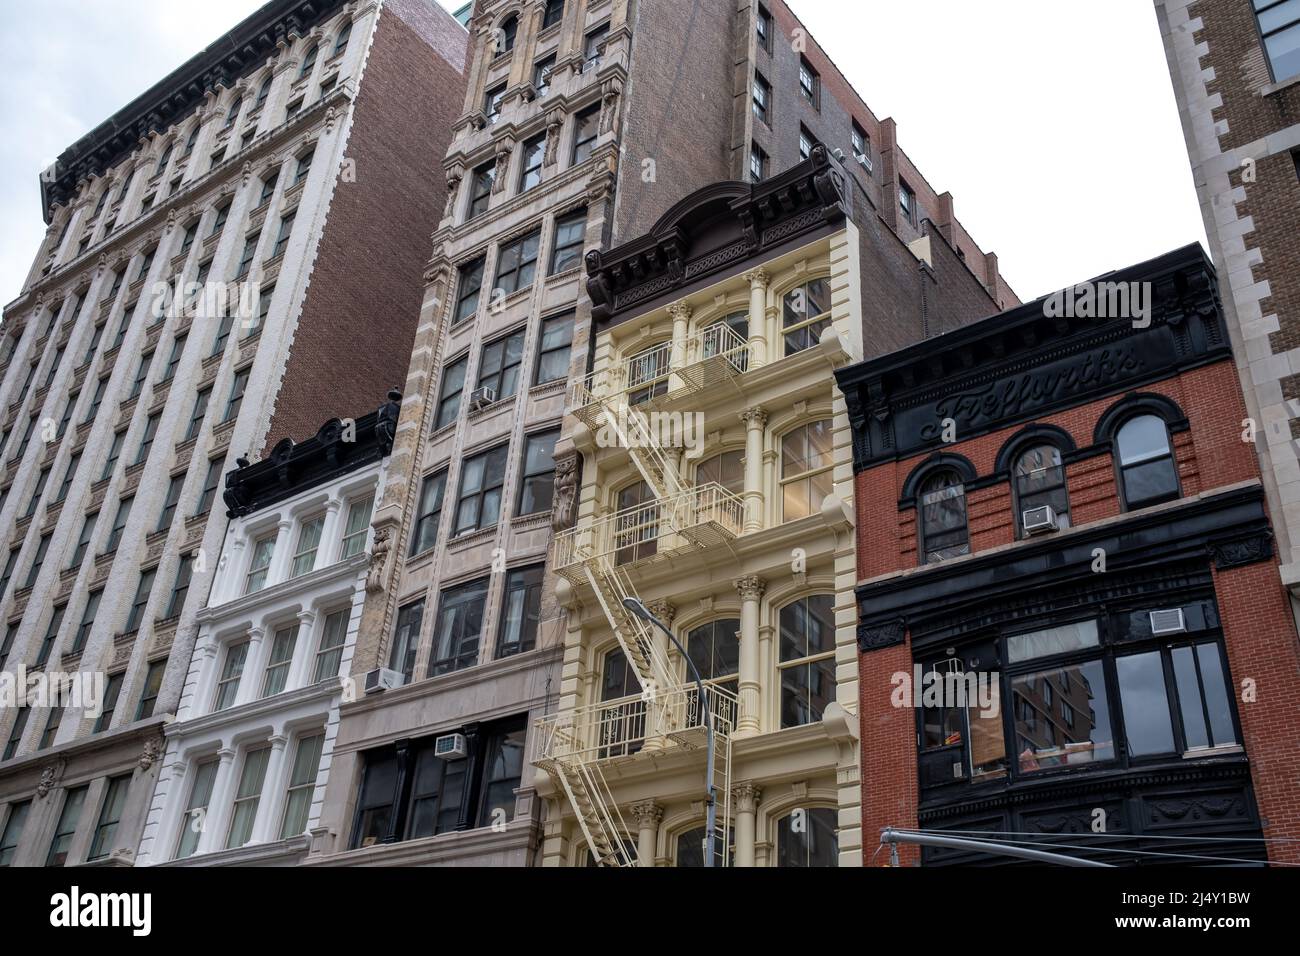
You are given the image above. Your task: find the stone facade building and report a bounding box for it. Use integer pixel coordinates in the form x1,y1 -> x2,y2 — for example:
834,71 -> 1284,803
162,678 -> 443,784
0,0 -> 466,868
309,0 -> 1015,867
1156,0 -> 1300,620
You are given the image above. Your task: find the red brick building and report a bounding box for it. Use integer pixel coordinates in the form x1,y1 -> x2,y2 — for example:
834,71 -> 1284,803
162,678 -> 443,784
836,244 -> 1300,866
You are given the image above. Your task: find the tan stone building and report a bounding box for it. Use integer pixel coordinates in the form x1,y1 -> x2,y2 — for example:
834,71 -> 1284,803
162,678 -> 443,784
0,0 -> 466,867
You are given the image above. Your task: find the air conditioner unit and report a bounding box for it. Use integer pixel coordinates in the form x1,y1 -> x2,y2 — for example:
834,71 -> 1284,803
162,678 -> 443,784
1021,505 -> 1059,535
469,386 -> 497,410
854,152 -> 873,173
1150,608 -> 1187,635
581,58 -> 599,74
363,668 -> 405,695
434,733 -> 468,759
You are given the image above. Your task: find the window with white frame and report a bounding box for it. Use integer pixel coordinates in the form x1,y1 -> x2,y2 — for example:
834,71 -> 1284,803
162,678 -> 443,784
313,609 -> 349,682
245,534 -> 276,593
260,624 -> 299,697
777,594 -> 836,728
781,277 -> 831,356
291,513 -> 325,577
174,758 -> 218,859
214,640 -> 249,711
340,494 -> 374,558
776,807 -> 838,866
780,419 -> 834,521
280,733 -> 325,839
225,746 -> 270,848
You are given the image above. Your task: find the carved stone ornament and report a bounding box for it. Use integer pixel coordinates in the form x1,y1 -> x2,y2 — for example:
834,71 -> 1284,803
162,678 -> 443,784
139,735 -> 165,770
366,526 -> 392,592
36,761 -> 65,798
858,618 -> 906,652
551,453 -> 579,531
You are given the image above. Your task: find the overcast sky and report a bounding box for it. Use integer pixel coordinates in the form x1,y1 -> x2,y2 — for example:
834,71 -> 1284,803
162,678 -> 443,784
0,0 -> 1205,308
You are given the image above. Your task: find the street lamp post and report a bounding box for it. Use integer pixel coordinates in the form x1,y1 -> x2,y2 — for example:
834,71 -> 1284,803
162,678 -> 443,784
622,596 -> 718,868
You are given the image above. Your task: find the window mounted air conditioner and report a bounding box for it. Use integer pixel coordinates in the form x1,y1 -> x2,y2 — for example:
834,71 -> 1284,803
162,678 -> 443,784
854,152 -> 872,173
1150,608 -> 1187,635
364,668 -> 405,694
1021,505 -> 1059,535
434,733 -> 468,759
469,386 -> 497,410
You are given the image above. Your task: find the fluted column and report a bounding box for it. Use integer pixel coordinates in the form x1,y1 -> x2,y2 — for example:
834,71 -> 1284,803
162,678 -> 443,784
251,734 -> 290,843
667,301 -> 691,392
196,747 -> 238,855
739,407 -> 767,533
288,610 -> 318,690
734,576 -> 766,738
266,518 -> 295,587
743,268 -> 769,365
630,800 -> 662,867
642,600 -> 675,753
235,626 -> 265,708
733,783 -> 762,867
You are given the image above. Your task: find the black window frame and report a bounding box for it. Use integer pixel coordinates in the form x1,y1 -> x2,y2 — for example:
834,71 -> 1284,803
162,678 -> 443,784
516,428 -> 559,517
409,470 -> 447,557
428,577 -> 490,676
452,444 -> 509,536
452,257 -> 485,325
433,355 -> 468,431
493,229 -> 541,297
534,310 -> 574,385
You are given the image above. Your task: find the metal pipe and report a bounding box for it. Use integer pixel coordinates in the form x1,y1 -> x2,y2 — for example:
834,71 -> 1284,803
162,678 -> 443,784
624,597 -> 717,868
880,827 -> 1113,867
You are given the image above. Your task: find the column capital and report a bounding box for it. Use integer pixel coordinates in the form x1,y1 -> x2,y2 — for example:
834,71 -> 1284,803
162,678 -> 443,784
629,800 -> 663,827
732,783 -> 762,812
268,734 -> 289,751
666,300 -> 692,322
742,267 -> 769,289
297,609 -> 318,628
645,600 -> 676,626
739,406 -> 768,429
734,576 -> 766,601
217,747 -> 237,763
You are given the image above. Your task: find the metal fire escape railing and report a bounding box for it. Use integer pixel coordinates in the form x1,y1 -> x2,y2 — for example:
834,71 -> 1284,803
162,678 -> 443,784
538,327 -> 757,866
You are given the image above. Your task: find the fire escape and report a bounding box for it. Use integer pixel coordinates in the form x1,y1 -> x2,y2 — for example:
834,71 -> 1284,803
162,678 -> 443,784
534,324 -> 760,866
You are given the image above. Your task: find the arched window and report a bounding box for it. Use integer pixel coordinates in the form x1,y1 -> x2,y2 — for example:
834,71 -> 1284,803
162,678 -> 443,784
686,619 -> 739,692
155,141 -> 174,176
299,43 -> 319,79
1013,444 -> 1070,536
780,419 -> 833,521
626,342 -> 669,405
1115,414 -> 1179,509
701,311 -> 749,368
918,469 -> 969,564
776,807 -> 838,867
255,74 -> 273,109
332,20 -> 352,57
781,277 -> 830,356
777,594 -> 835,728
674,825 -> 735,867
495,15 -> 518,57
614,480 -> 658,566
695,450 -> 744,495
223,96 -> 242,130
600,647 -> 642,758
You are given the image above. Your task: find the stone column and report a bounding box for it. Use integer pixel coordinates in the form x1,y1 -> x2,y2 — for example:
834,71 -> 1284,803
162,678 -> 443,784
317,498 -> 344,568
733,783 -> 762,867
236,626 -> 266,708
267,518 -> 295,586
630,800 -> 662,867
641,600 -> 675,753
743,268 -> 769,365
196,747 -> 238,855
251,733 -> 290,843
739,407 -> 767,533
667,301 -> 692,393
288,609 -> 318,690
734,576 -> 766,738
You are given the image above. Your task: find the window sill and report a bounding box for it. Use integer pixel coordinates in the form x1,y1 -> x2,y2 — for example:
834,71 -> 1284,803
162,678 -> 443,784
1260,73 -> 1300,98
447,525 -> 497,550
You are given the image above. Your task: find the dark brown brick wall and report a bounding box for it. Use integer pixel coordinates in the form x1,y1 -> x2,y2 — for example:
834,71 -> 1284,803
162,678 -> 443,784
263,1 -> 467,452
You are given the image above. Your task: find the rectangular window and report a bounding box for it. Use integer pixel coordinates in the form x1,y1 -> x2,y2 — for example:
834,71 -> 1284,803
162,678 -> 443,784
226,746 -> 271,849
128,350 -> 153,399
752,72 -> 770,124
164,554 -> 193,619
160,333 -> 186,382
429,578 -> 489,676
389,599 -> 424,679
100,430 -> 125,481
534,310 -> 574,385
24,533 -> 51,589
799,56 -> 819,107
134,412 -> 160,465
851,121 -> 872,172
467,162 -> 494,221
410,471 -> 447,556
497,564 -> 543,658
271,212 -> 294,259
434,356 -> 468,431
210,309 -> 233,356
214,641 -> 249,711
341,494 -> 374,558
518,134 -> 545,192
799,125 -> 816,160
583,23 -> 608,67
74,589 -> 101,653
45,786 -> 88,866
749,141 -> 767,183
23,467 -> 49,518
158,475 -> 183,532
36,605 -> 65,668
477,328 -> 525,403
124,568 -> 156,633
453,257 -> 485,324
533,53 -> 556,96
493,229 -> 541,297
572,105 -> 600,165
549,209 -> 585,275
313,609 -> 349,683
261,624 -> 299,697
294,149 -> 314,185
453,444 -> 509,535
542,0 -> 564,29
3,707 -> 29,761
291,514 -> 325,577
87,775 -> 131,861
223,368 -> 250,422
484,83 -> 506,124
185,387 -> 211,441
106,495 -> 132,552
235,231 -> 260,278
248,283 -> 274,337
39,706 -> 64,749
756,5 -> 772,52
517,429 -> 559,515
478,722 -> 527,826
1255,0 -> 1300,83
82,323 -> 104,364
56,390 -> 77,438
196,458 -> 223,515
174,759 -> 217,859
71,511 -> 97,567
0,800 -> 30,866
280,733 -> 325,839
258,170 -> 279,207
245,534 -> 275,593
899,179 -> 916,226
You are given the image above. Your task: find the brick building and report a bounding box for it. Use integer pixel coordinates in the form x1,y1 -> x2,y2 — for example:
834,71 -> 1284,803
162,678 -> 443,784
0,0 -> 466,867
1156,1 -> 1300,622
837,245 -> 1300,866
312,0 -> 1016,867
